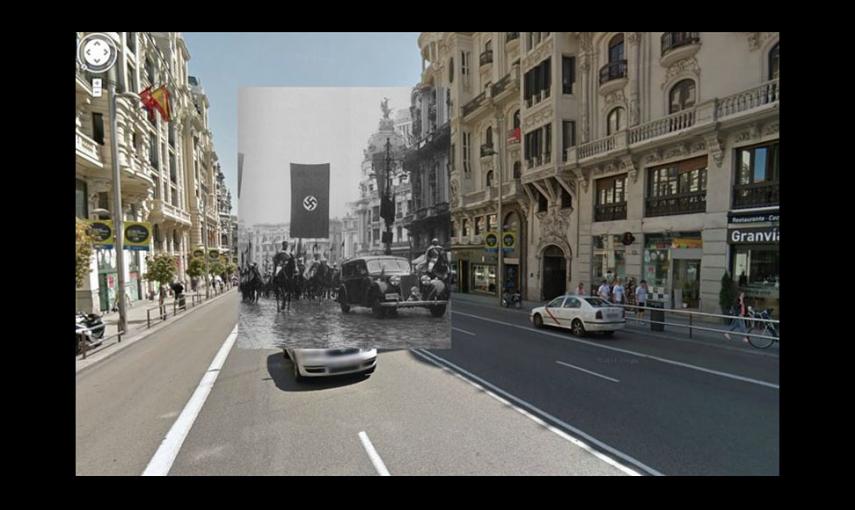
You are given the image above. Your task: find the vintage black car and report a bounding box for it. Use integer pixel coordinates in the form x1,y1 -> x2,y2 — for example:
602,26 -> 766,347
336,256 -> 448,318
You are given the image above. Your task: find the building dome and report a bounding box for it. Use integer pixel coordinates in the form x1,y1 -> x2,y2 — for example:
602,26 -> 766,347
364,99 -> 407,158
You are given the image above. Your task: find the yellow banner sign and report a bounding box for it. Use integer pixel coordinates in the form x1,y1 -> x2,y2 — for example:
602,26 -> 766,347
672,238 -> 703,249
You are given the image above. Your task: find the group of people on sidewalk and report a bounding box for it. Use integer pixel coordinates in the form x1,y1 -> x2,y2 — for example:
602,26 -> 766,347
574,278 -> 651,318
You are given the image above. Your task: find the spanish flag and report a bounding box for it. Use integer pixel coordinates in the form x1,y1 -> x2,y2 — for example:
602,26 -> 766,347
139,86 -> 171,122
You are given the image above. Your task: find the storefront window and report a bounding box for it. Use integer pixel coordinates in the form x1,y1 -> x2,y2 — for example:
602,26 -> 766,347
731,244 -> 780,313
643,232 -> 703,307
592,234 -> 626,284
472,264 -> 496,294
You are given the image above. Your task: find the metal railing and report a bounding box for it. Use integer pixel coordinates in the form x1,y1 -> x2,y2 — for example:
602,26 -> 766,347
614,302 -> 780,345
716,79 -> 779,118
594,202 -> 628,222
77,326 -> 124,360
599,60 -> 628,84
661,32 -> 700,55
646,191 -> 706,217
480,50 -> 494,66
733,181 -> 780,209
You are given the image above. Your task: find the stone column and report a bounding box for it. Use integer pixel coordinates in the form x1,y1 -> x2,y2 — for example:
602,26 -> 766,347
627,32 -> 642,127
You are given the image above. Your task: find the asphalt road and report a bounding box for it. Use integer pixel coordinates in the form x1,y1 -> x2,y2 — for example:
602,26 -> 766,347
76,293 -> 779,475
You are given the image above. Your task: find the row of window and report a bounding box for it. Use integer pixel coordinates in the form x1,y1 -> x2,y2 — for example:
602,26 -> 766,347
593,142 -> 779,220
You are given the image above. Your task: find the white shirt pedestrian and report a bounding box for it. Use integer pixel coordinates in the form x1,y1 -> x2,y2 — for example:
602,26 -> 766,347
612,282 -> 625,304
598,282 -> 611,301
635,284 -> 648,305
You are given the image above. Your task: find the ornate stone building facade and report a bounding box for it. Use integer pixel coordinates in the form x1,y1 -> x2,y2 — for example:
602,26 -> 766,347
75,32 -> 224,312
433,32 -> 779,311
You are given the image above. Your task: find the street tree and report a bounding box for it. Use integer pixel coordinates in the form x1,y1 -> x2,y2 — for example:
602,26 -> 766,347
144,252 -> 177,305
76,218 -> 96,288
186,255 -> 206,291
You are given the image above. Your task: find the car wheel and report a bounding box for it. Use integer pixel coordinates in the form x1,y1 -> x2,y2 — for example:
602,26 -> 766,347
430,304 -> 447,317
533,314 -> 544,329
571,319 -> 586,337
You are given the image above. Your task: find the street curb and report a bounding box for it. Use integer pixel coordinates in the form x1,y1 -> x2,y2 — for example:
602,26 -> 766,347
449,293 -> 779,357
75,289 -> 237,374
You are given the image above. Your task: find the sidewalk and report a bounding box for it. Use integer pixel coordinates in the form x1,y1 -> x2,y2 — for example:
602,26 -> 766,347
77,285 -> 237,371
451,291 -> 779,352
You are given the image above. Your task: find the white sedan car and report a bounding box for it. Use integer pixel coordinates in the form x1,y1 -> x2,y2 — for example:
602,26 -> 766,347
530,295 -> 625,337
284,347 -> 377,381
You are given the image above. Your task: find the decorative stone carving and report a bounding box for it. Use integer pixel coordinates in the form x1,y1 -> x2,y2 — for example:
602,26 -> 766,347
748,32 -> 775,51
693,140 -> 706,153
580,32 -> 593,53
704,133 -> 724,167
764,122 -> 779,135
645,150 -> 662,165
629,99 -> 640,126
450,178 -> 459,205
620,156 -> 639,184
734,130 -> 752,143
604,90 -> 625,107
664,57 -> 700,87
523,37 -> 553,70
523,104 -> 553,129
580,112 -> 589,142
627,32 -> 642,46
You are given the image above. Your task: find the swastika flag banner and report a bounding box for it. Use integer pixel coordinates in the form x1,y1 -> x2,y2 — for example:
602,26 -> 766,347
290,163 -> 330,238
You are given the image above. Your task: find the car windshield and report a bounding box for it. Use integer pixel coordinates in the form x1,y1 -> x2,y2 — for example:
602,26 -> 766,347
366,259 -> 411,274
583,297 -> 613,307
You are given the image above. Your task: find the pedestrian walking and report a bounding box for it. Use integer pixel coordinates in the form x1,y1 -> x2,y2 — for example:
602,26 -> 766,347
635,280 -> 649,319
724,291 -> 750,343
612,278 -> 625,305
576,282 -> 585,295
598,280 -> 611,301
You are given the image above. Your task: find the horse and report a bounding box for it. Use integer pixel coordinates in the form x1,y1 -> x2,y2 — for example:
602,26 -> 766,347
273,254 -> 297,312
240,267 -> 263,303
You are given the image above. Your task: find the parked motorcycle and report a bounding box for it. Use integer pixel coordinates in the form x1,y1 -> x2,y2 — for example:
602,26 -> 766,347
76,313 -> 104,354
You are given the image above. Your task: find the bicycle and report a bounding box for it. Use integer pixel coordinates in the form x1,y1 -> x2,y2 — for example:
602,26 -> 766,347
745,307 -> 778,349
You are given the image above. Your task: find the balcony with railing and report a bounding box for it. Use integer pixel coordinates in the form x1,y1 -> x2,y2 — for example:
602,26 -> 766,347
76,130 -> 104,168
480,50 -> 493,67
462,91 -> 487,118
595,203 -> 628,222
152,199 -> 192,225
716,79 -> 779,119
660,32 -> 701,66
733,181 -> 779,209
480,144 -> 495,158
599,60 -> 628,93
646,191 -> 706,217
574,79 -> 779,165
629,108 -> 696,145
506,32 -> 519,43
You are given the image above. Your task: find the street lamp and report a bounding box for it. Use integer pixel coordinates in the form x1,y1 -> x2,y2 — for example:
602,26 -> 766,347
106,64 -> 142,334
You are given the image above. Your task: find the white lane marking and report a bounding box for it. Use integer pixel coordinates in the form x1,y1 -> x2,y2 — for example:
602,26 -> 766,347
452,327 -> 476,336
556,360 -> 620,383
358,431 -> 390,476
413,348 -> 656,476
142,325 -> 239,476
453,311 -> 779,390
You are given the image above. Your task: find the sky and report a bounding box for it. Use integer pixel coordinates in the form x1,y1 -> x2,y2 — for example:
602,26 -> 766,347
181,32 -> 423,218
239,86 -> 411,225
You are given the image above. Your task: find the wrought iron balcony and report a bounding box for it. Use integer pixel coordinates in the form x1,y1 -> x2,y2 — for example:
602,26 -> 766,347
480,50 -> 493,67
594,203 -> 628,222
462,91 -> 487,117
733,182 -> 779,209
480,144 -> 495,157
506,32 -> 519,42
646,191 -> 706,217
661,32 -> 700,56
599,60 -> 628,84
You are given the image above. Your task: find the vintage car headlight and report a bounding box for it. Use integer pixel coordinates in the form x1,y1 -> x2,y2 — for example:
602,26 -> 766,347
389,275 -> 401,287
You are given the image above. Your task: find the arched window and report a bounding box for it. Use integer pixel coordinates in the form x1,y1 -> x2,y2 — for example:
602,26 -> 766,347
769,43 -> 779,80
607,107 -> 625,135
513,110 -> 521,129
669,79 -> 696,114
486,126 -> 493,148
486,170 -> 494,187
608,34 -> 625,63
513,161 -> 522,179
